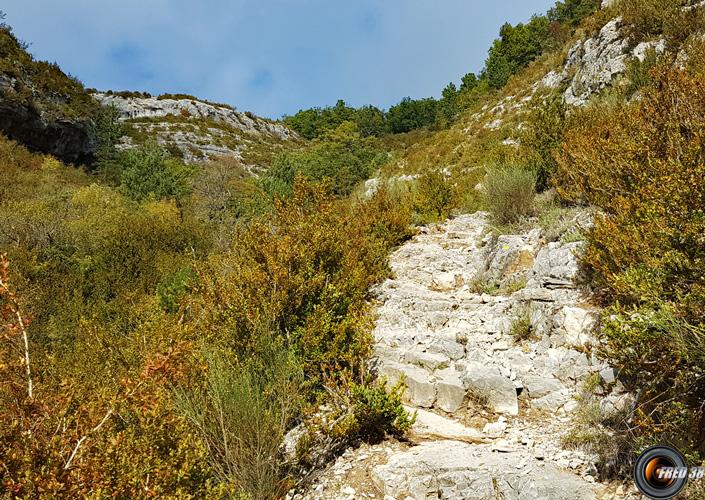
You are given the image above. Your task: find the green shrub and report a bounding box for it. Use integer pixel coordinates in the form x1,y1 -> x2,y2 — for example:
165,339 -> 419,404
157,267 -> 195,314
414,170 -> 457,220
294,378 -> 413,472
175,344 -> 303,498
118,140 -> 195,202
549,0 -> 601,26
346,381 -> 414,443
509,305 -> 534,342
192,178 -> 412,392
663,2 -> 705,46
520,91 -> 566,191
619,0 -> 689,39
483,166 -> 537,224
260,122 -> 384,197
623,48 -> 663,99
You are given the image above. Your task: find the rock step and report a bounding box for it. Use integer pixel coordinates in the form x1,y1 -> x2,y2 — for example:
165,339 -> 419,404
373,440 -> 598,500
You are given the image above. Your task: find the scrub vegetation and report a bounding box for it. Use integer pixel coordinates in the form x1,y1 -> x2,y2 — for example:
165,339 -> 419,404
3,0 -> 705,496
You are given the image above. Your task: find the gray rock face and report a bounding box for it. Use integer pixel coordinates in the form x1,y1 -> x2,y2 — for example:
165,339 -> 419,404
563,18 -> 629,107
372,441 -> 597,500
0,76 -> 96,164
93,93 -> 296,165
94,93 -> 293,139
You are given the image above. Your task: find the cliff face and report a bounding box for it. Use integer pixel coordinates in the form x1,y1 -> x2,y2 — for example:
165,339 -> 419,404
93,93 -> 298,169
93,93 -> 293,139
0,77 -> 96,165
0,28 -> 98,165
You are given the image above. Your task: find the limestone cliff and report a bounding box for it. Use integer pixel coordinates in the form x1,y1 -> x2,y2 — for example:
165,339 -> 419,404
93,92 -> 298,169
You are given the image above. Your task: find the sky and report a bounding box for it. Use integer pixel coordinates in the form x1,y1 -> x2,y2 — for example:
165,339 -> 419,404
3,1 -> 555,119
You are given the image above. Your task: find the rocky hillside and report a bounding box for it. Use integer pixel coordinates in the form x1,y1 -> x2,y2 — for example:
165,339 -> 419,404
0,25 -> 98,164
378,1 -> 677,183
289,213 -> 637,499
0,23 -> 298,171
94,92 -> 299,171
290,2 -> 705,498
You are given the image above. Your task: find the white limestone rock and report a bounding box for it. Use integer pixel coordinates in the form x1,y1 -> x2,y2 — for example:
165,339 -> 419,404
435,368 -> 466,413
372,441 -> 597,500
462,363 -> 519,415
563,18 -> 629,107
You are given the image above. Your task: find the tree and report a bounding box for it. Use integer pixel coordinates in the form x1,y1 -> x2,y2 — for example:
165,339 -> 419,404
355,105 -> 387,137
283,100 -> 357,140
438,82 -> 460,126
118,141 -> 194,202
386,97 -> 438,133
261,122 -> 383,197
549,0 -> 601,26
460,72 -> 479,92
92,104 -> 125,182
482,16 -> 552,89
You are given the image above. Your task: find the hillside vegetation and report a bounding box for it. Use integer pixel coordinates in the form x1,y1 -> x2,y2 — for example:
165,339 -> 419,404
2,0 -> 705,497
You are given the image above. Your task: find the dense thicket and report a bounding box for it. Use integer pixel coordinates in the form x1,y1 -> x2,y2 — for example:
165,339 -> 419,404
556,58 -> 705,460
0,129 -> 414,494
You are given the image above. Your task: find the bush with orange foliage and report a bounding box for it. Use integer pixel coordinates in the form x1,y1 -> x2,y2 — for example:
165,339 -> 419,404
1,254 -> 221,496
192,177 -> 413,391
556,60 -> 705,459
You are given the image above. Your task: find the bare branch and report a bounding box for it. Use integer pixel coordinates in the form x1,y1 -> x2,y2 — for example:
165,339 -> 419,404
63,409 -> 113,472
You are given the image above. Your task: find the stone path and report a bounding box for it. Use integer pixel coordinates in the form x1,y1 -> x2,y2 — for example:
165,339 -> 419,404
292,212 -> 639,500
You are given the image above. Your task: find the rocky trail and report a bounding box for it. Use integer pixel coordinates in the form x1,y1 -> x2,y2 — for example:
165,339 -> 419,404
292,212 -> 640,500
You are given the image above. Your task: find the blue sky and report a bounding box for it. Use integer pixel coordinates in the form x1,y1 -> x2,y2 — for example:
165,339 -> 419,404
3,1 -> 555,119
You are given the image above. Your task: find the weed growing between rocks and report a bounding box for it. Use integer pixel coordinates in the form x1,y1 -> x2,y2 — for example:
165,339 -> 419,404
509,305 -> 535,343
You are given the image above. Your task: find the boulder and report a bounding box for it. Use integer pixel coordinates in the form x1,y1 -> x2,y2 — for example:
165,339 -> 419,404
522,375 -> 566,400
408,408 -> 485,444
553,306 -> 598,347
402,350 -> 450,371
529,242 -> 583,290
462,364 -> 519,415
379,362 -> 436,407
435,368 -> 466,413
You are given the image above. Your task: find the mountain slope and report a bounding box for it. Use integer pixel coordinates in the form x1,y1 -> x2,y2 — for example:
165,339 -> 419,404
94,92 -> 300,171
0,24 -> 98,164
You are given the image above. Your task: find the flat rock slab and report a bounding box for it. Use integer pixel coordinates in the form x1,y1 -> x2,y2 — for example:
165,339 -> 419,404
372,440 -> 597,500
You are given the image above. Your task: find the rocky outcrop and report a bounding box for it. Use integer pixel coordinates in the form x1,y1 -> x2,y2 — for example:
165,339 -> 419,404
563,18 -> 630,107
94,93 -> 293,140
0,75 -> 96,165
93,93 -> 297,165
561,17 -> 668,107
290,212 -> 636,499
